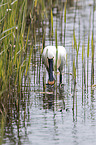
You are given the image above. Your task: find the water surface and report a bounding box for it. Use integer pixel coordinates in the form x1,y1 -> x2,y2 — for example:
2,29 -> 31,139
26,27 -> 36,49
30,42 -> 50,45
2,0 -> 96,145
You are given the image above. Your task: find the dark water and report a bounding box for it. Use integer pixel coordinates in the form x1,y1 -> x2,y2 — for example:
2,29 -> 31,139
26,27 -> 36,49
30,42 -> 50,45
1,0 -> 96,145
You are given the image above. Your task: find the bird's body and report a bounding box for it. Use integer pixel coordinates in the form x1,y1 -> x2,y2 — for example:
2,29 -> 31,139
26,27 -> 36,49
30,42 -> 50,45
42,46 -> 66,85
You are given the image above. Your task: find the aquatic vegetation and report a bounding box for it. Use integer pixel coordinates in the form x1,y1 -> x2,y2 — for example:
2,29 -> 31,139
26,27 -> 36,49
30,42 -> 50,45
0,0 -> 32,142
0,0 -> 96,144
0,0 -> 30,102
64,0 -> 67,47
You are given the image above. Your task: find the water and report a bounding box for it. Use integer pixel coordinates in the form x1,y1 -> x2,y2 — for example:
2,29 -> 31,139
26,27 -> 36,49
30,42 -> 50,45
1,0 -> 96,144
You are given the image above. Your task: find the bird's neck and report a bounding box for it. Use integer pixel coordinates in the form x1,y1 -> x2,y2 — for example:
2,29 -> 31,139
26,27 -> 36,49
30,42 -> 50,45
48,58 -> 54,82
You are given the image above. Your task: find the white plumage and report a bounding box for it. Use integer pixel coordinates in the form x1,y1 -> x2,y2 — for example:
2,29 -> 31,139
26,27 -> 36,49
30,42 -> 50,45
42,46 -> 66,85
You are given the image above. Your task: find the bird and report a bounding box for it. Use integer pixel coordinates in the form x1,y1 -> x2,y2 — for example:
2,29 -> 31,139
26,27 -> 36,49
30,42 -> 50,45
42,46 -> 66,85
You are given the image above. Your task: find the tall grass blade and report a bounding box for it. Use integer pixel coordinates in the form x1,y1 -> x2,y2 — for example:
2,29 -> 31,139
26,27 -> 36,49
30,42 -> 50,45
35,0 -> 37,7
91,31 -> 94,86
64,1 -> 67,47
51,9 -> 53,37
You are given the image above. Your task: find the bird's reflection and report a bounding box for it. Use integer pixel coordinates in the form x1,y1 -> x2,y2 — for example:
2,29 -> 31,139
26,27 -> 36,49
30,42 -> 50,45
67,0 -> 74,7
43,85 -> 54,110
43,84 -> 65,111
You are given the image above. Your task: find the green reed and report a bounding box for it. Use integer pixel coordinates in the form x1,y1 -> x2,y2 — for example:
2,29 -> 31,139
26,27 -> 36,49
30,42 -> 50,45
87,11 -> 91,94
64,1 -> 67,47
72,2 -> 80,117
82,25 -> 87,102
51,9 -> 53,37
91,0 -> 95,86
51,8 -> 58,87
55,27 -> 58,84
82,44 -> 84,103
0,0 -> 32,139
73,30 -> 80,85
0,114 -> 6,144
72,31 -> 77,117
55,26 -> 58,103
91,31 -> 94,86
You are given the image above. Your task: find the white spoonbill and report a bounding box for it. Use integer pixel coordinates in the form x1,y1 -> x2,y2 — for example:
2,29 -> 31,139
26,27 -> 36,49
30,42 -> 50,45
42,46 -> 66,85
